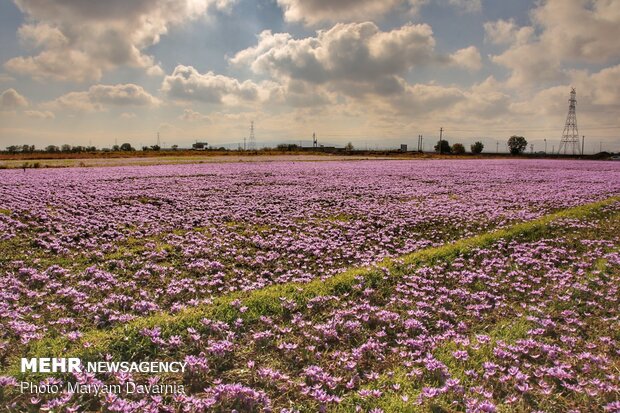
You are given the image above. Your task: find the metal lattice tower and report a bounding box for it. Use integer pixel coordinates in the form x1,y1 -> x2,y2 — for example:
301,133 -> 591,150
248,121 -> 256,150
313,132 -> 318,148
558,88 -> 581,155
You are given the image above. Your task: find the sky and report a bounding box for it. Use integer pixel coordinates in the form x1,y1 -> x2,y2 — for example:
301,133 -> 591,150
0,0 -> 619,153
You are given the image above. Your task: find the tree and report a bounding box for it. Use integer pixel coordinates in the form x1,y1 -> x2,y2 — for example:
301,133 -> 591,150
45,145 -> 59,153
452,143 -> 466,155
171,145 -> 178,151
507,136 -> 527,155
277,143 -> 299,151
344,142 -> 354,151
6,145 -> 18,153
120,143 -> 134,151
112,145 -> 120,151
61,144 -> 72,152
434,140 -> 451,154
471,141 -> 484,154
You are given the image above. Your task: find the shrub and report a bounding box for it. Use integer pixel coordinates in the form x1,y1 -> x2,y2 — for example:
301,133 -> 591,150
452,143 -> 466,155
434,140 -> 451,154
471,141 -> 484,154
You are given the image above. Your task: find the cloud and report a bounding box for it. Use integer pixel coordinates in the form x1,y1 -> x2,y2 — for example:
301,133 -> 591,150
24,110 -> 54,119
179,108 -> 211,121
447,0 -> 481,13
483,19 -> 534,46
231,22 -> 436,97
45,84 -> 160,112
276,0 -> 405,25
1,88 -> 29,110
120,112 -> 137,119
455,76 -> 511,118
449,46 -> 482,71
489,0 -> 620,87
161,65 -> 260,104
5,0 -> 235,82
0,73 -> 15,83
274,0 -> 478,25
390,83 -> 465,116
265,79 -> 334,108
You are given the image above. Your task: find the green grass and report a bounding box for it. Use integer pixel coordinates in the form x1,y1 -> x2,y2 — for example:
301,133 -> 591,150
4,196 -> 618,380
332,318 -> 534,413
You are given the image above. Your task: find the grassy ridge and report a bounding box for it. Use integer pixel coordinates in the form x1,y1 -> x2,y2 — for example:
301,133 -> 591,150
5,196 -> 619,378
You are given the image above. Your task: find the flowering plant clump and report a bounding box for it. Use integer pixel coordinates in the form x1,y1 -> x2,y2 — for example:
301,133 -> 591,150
0,159 -> 619,412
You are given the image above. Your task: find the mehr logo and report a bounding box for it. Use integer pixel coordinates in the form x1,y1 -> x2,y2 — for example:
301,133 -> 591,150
21,358 -> 188,373
21,358 -> 82,373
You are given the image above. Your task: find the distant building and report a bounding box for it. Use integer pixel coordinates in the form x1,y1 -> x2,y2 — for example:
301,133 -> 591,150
192,142 -> 209,150
400,144 -> 408,152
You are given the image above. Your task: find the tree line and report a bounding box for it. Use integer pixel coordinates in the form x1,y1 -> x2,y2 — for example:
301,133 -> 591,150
433,136 -> 528,155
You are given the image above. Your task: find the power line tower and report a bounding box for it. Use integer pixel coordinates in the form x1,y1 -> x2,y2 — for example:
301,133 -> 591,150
558,88 -> 581,155
248,121 -> 256,150
313,132 -> 318,148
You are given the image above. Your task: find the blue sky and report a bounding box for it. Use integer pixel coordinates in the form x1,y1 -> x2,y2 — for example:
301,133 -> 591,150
0,0 -> 619,153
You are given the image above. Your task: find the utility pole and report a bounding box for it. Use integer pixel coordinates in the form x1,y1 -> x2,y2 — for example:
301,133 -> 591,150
496,140 -> 499,154
544,139 -> 547,154
243,137 -> 247,151
582,135 -> 585,156
439,127 -> 443,154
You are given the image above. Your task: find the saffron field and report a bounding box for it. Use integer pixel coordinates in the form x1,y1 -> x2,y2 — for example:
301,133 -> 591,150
1,159 -> 620,412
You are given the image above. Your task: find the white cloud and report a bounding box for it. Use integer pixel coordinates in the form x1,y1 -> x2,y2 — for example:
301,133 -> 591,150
179,108 -> 211,122
450,46 -> 482,71
489,0 -> 620,88
45,84 -> 160,112
6,0 -> 235,82
231,22 -> 436,97
390,83 -> 465,116
274,0 -> 477,25
483,19 -> 533,45
276,0 -> 405,25
161,65 -> 260,104
0,88 -> 29,110
24,110 -> 55,119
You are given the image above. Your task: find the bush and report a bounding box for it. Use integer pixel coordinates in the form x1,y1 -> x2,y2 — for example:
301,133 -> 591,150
452,143 -> 466,155
434,140 -> 451,154
471,141 -> 484,154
